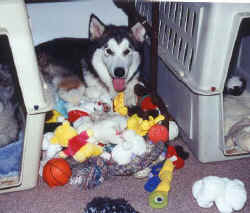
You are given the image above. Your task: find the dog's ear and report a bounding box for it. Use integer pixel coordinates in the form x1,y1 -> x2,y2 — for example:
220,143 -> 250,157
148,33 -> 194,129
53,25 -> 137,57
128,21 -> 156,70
89,14 -> 105,40
131,22 -> 146,42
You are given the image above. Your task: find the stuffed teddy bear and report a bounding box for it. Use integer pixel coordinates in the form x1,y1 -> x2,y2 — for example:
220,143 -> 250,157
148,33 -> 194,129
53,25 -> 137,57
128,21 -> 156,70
192,176 -> 247,213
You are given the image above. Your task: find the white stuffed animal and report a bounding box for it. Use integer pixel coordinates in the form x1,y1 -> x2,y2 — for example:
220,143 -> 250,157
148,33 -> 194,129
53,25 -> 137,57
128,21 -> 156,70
39,132 -> 63,176
66,95 -> 111,118
75,113 -> 128,145
192,176 -> 247,213
111,129 -> 147,165
41,132 -> 63,160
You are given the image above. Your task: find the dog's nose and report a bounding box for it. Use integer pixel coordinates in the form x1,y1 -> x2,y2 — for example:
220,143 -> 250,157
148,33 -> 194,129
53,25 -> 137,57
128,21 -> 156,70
114,67 -> 125,78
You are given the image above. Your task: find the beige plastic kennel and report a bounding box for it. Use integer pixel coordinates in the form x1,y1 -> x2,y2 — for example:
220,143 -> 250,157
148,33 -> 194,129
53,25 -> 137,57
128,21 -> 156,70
0,0 -> 52,193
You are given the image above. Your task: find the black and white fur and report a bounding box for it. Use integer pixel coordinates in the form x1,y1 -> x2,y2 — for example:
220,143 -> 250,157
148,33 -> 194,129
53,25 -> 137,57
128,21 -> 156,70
36,14 -> 146,106
224,75 -> 247,96
0,64 -> 19,147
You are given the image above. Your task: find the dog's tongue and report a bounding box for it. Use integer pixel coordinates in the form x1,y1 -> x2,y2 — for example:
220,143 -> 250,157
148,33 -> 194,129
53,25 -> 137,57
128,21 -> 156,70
113,78 -> 125,92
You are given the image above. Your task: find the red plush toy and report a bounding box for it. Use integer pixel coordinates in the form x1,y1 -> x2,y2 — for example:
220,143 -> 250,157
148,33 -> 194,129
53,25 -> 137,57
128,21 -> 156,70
140,95 -> 158,111
68,110 -> 89,123
166,145 -> 185,169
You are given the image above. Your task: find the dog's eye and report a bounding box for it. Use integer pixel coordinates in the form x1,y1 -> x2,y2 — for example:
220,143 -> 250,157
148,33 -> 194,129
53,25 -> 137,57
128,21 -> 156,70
123,49 -> 130,56
105,48 -> 114,56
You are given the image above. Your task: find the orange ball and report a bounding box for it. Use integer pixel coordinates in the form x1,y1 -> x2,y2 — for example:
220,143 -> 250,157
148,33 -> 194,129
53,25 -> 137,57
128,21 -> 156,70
148,124 -> 169,144
43,158 -> 72,188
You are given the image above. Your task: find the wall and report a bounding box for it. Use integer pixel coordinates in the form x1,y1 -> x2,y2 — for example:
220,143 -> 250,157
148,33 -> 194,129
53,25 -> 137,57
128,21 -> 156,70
26,0 -> 128,45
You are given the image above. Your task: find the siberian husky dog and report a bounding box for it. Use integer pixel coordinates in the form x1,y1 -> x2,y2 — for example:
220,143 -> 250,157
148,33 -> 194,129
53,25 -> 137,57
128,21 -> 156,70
36,14 -> 146,106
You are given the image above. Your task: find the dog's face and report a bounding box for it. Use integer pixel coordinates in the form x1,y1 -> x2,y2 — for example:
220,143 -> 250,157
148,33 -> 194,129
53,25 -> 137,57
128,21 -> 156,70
89,15 -> 146,92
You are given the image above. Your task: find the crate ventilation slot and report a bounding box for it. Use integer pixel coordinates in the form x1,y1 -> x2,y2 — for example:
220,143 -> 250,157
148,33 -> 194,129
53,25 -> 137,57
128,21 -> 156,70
136,1 -> 199,73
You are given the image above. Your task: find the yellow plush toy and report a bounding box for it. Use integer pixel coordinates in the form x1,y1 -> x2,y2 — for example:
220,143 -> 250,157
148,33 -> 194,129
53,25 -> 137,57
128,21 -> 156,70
113,92 -> 128,116
58,129 -> 103,163
47,120 -> 103,163
50,121 -> 78,147
72,142 -> 103,163
127,114 -> 165,136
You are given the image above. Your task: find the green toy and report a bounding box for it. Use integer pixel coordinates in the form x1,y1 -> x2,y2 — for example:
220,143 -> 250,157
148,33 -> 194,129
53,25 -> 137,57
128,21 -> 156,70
148,159 -> 174,209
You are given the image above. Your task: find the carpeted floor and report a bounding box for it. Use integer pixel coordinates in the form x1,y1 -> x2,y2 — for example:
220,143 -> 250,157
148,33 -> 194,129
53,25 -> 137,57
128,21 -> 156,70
0,138 -> 249,213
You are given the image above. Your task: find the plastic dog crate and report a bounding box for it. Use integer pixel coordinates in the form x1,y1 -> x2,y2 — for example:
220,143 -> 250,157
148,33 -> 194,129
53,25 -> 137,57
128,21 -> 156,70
135,1 -> 250,162
0,0 -> 52,193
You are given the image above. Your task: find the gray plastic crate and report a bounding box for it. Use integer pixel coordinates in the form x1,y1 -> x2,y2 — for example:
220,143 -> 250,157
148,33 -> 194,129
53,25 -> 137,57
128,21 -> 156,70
136,1 -> 250,162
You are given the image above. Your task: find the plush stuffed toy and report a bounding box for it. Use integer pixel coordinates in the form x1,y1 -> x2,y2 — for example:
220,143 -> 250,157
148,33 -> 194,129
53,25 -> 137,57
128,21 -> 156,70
39,132 -> 64,176
45,110 -> 65,123
111,129 -> 147,165
192,176 -> 247,213
130,83 -> 179,140
50,121 -> 78,147
40,121 -> 84,175
41,132 -> 63,160
58,130 -> 103,163
66,95 -> 112,123
41,121 -> 103,163
113,92 -> 128,116
127,114 -> 165,136
75,113 -> 128,145
166,145 -> 188,169
148,159 -> 175,209
133,83 -> 174,126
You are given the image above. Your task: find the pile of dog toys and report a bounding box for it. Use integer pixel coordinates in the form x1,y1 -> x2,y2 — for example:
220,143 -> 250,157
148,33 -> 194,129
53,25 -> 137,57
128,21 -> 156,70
40,83 -> 180,191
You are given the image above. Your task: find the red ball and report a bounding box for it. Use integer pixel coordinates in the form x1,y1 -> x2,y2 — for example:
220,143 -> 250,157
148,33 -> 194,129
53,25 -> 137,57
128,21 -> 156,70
148,124 -> 169,143
43,158 -> 72,188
